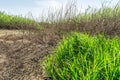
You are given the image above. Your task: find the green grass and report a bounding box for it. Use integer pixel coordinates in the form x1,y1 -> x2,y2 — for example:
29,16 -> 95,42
0,12 -> 41,29
75,6 -> 120,22
43,32 -> 120,80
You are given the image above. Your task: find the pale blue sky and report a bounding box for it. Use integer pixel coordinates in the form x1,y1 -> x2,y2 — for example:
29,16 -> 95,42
0,0 -> 119,18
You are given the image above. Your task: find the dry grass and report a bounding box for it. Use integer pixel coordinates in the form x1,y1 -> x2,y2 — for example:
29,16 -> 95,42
40,1 -> 120,37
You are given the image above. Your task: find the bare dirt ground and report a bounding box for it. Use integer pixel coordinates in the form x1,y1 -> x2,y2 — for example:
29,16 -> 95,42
0,29 -> 61,80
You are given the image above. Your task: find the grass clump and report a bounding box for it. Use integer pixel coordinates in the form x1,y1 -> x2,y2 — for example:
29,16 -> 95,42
43,32 -> 120,80
0,12 -> 40,30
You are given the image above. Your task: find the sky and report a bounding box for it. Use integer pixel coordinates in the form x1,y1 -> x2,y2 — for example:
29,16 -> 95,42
0,0 -> 119,19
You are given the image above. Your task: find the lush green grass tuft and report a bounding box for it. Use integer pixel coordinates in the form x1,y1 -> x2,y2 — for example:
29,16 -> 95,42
0,12 -> 40,29
43,32 -> 120,80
